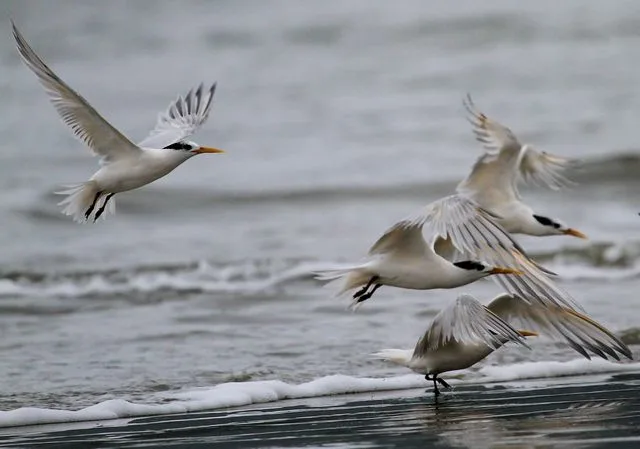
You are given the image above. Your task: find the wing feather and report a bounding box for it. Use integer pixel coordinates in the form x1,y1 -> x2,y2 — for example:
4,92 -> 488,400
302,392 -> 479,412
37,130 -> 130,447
458,94 -> 577,199
415,294 -> 528,355
12,21 -> 140,162
138,83 -> 217,149
487,293 -> 632,361
405,194 -> 583,311
368,223 -> 428,258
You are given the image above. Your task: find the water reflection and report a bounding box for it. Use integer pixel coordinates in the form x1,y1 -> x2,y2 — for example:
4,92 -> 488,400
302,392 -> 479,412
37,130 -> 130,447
412,384 -> 630,448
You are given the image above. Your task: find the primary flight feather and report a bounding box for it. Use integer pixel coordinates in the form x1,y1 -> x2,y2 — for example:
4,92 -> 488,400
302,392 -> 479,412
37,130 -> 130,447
12,21 -> 225,223
457,94 -> 585,239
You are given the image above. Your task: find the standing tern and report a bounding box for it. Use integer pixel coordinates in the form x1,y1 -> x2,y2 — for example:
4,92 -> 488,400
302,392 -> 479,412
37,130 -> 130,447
373,292 -> 631,396
373,294 -> 534,396
458,94 -> 586,239
12,21 -> 225,223
316,194 -> 580,311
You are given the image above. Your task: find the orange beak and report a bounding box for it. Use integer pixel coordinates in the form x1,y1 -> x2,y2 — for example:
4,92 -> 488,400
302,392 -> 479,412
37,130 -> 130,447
563,228 -> 587,239
194,146 -> 225,154
489,267 -> 523,276
517,330 -> 539,337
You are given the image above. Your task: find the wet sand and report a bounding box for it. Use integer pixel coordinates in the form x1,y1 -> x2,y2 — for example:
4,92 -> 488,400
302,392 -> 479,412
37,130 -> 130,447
1,372 -> 639,448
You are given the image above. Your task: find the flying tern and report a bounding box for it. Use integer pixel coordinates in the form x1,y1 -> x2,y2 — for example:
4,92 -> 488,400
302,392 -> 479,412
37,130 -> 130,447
13,21 -> 225,223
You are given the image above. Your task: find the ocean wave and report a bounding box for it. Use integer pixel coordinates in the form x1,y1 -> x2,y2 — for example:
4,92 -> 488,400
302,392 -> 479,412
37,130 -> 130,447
2,239 -> 640,299
0,358 -> 638,429
0,260 -> 339,300
32,151 -> 640,212
534,240 -> 640,268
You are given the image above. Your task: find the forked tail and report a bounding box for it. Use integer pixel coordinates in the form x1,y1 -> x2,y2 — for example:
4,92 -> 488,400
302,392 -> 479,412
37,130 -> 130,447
371,349 -> 414,368
314,264 -> 374,297
55,181 -> 116,223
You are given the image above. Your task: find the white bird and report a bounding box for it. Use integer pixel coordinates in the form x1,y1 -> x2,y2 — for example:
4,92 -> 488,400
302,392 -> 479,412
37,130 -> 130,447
373,294 -> 534,396
316,194 -> 579,311
458,94 -> 586,239
315,197 -> 523,308
12,22 -> 225,223
374,292 -> 632,396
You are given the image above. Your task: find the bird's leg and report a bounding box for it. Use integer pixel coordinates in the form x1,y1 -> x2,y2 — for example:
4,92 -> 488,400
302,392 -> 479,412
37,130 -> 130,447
94,193 -> 115,221
436,378 -> 451,389
425,374 -> 440,397
353,276 -> 380,299
84,191 -> 103,220
354,283 -> 383,304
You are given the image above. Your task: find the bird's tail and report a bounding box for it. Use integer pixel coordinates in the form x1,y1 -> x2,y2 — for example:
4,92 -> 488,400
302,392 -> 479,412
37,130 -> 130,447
371,349 -> 414,368
314,264 -> 374,297
55,181 -> 114,223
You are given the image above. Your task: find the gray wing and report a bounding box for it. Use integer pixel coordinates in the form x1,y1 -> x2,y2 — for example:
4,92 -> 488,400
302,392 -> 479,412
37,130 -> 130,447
414,294 -> 528,355
459,94 -> 576,194
138,83 -> 217,149
488,293 -> 632,361
368,220 -> 429,258
405,194 -> 584,311
518,146 -> 578,191
12,21 -> 140,163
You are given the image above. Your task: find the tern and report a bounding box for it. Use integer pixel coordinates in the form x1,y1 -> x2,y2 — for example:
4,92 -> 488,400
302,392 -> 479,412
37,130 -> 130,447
373,294 -> 534,396
12,21 -> 225,223
315,196 -> 524,309
374,292 -> 631,396
458,94 -> 586,239
316,194 -> 579,311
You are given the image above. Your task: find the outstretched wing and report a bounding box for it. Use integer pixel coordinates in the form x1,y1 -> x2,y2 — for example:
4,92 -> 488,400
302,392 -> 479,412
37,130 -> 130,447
368,221 -> 429,258
138,83 -> 217,149
405,194 -> 583,311
458,94 -> 576,198
518,147 -> 578,191
488,293 -> 632,361
415,294 -> 528,354
12,21 -> 140,163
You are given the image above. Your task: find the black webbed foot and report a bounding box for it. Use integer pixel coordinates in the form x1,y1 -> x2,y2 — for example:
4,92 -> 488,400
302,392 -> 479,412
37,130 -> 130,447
94,193 -> 114,222
425,374 -> 450,397
353,276 -> 379,298
352,276 -> 382,304
353,283 -> 382,304
85,191 -> 103,220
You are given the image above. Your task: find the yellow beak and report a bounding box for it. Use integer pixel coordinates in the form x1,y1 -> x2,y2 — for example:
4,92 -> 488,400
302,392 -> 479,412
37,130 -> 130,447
489,267 -> 523,276
194,146 -> 225,154
517,330 -> 539,337
563,228 -> 587,239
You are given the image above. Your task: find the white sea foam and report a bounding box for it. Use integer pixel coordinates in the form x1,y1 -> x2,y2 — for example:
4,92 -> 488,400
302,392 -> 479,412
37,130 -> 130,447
476,357 -> 640,382
0,260 -> 340,299
1,359 -> 638,429
1,251 -> 638,299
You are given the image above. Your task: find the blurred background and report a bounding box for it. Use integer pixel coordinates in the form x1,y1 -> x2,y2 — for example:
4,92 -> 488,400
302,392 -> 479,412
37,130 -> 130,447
1,0 -> 639,410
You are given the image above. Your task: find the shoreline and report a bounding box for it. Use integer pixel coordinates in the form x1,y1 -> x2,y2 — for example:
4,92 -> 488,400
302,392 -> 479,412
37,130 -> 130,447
2,372 -> 640,448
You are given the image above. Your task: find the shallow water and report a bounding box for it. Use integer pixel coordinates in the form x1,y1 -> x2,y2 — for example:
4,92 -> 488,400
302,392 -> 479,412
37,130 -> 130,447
1,0 -> 640,420
2,373 -> 640,448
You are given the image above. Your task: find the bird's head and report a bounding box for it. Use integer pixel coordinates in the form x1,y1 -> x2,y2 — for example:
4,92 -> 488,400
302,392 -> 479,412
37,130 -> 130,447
163,140 -> 225,157
532,214 -> 587,239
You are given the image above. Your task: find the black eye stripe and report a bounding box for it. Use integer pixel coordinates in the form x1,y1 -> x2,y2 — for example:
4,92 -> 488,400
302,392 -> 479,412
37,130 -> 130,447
453,261 -> 485,271
533,215 -> 561,229
164,141 -> 191,151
